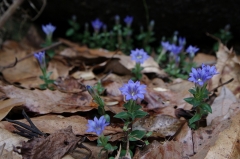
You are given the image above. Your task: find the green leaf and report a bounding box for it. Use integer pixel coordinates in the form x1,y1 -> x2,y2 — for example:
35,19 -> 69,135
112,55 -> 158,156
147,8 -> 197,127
200,103 -> 212,113
133,110 -> 148,119
189,88 -> 196,95
189,113 -> 201,125
129,130 -> 146,141
145,131 -> 153,137
120,149 -> 133,158
184,97 -> 201,107
104,143 -> 117,151
66,28 -> 75,36
114,112 -> 130,120
131,104 -> 142,112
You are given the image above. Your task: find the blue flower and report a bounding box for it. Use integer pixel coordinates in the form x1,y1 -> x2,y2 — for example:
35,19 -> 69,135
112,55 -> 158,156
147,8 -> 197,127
170,44 -> 182,55
130,48 -> 149,64
86,116 -> 109,136
188,68 -> 208,86
124,16 -> 133,26
201,64 -> 218,80
186,45 -> 199,57
161,41 -> 172,51
91,19 -> 103,32
119,80 -> 146,100
178,37 -> 186,46
188,64 -> 218,86
34,51 -> 46,70
42,23 -> 56,36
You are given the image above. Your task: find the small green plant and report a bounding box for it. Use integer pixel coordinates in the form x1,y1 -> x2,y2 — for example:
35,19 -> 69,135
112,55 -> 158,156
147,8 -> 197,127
41,23 -> 56,59
34,51 -> 54,90
184,64 -> 218,129
86,79 -> 151,158
213,24 -> 233,52
130,48 -> 149,81
65,15 -> 81,41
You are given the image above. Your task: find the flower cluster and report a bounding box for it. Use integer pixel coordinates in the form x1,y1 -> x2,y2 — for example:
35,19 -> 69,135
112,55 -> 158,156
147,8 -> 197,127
188,64 -> 218,86
34,51 -> 46,70
91,19 -> 103,33
86,116 -> 109,136
130,48 -> 149,64
42,23 -> 56,36
120,80 -> 146,100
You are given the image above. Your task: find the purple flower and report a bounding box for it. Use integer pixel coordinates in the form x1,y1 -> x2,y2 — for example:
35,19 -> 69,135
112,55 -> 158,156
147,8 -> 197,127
130,48 -> 149,64
42,23 -> 56,36
170,44 -> 182,55
91,19 -> 103,32
178,37 -> 186,46
186,45 -> 199,57
188,68 -> 208,86
34,51 -> 46,70
201,64 -> 218,80
188,64 -> 218,86
86,116 -> 109,136
161,41 -> 172,51
124,16 -> 133,27
119,80 -> 146,100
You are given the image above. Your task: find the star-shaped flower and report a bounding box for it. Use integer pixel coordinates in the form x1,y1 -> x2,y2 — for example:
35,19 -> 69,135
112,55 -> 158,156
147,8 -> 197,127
130,48 -> 149,64
86,116 -> 109,136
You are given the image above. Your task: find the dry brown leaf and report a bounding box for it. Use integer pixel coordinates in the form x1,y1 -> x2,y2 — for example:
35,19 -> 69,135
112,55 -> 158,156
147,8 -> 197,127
193,53 -> 217,66
0,125 -> 27,158
54,77 -> 86,93
133,114 -> 184,137
0,85 -> 96,114
71,71 -> 96,80
133,140 -> 182,159
0,99 -> 24,121
1,115 -> 123,137
16,126 -> 81,159
207,86 -> 237,125
210,43 -> 240,97
204,112 -> 240,159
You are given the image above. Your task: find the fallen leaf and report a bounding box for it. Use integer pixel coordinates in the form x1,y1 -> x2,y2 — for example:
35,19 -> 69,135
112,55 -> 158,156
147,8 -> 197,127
133,114 -> 184,137
193,53 -> 217,67
133,140 -> 182,159
207,86 -> 237,125
0,99 -> 24,121
1,115 -> 123,137
0,85 -> 95,114
16,126 -> 81,159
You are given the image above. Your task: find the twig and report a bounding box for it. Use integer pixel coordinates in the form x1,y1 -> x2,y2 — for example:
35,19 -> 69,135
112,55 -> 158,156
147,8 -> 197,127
1,41 -> 62,71
0,0 -> 25,29
210,78 -> 234,92
206,32 -> 221,43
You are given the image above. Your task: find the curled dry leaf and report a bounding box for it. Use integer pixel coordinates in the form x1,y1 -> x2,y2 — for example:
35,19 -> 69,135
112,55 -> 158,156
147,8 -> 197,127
210,43 -> 240,97
193,53 -> 217,67
132,114 -> 184,137
0,85 -> 96,114
0,99 -> 24,121
54,77 -> 86,93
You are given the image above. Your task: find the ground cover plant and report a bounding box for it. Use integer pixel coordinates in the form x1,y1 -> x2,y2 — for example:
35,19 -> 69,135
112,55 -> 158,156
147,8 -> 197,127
0,2 -> 240,159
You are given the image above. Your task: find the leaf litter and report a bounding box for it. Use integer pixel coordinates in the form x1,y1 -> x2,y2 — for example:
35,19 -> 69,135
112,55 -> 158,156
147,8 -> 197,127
0,36 -> 240,159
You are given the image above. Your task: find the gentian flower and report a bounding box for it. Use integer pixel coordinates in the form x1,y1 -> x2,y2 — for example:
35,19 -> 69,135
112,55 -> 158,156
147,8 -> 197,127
91,19 -> 103,33
86,116 -> 109,136
161,41 -> 172,51
115,15 -> 120,24
42,23 -> 56,36
188,64 -> 218,86
119,79 -> 146,100
178,37 -> 186,46
34,51 -> 46,71
124,16 -> 133,27
170,44 -> 182,55
201,64 -> 218,79
130,48 -> 149,64
186,45 -> 199,57
188,68 -> 208,86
